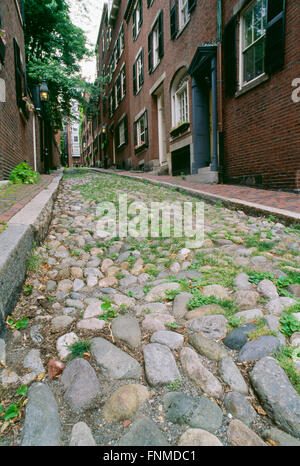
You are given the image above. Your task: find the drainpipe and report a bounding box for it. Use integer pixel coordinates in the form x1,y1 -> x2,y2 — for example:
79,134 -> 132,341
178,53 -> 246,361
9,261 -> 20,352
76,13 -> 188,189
211,55 -> 218,172
217,0 -> 224,180
33,113 -> 37,172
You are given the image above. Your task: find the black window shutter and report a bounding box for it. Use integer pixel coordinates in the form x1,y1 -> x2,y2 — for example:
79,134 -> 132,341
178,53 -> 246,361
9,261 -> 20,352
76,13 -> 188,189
13,39 -> 22,106
170,4 -> 177,40
116,122 -> 120,147
124,115 -> 128,145
265,0 -> 286,75
133,61 -> 137,94
188,0 -> 197,13
148,32 -> 153,74
140,49 -> 144,85
223,15 -> 237,98
122,67 -> 126,96
117,75 -> 121,103
133,10 -> 136,39
138,0 -> 143,28
144,111 -> 149,146
134,121 -> 137,147
158,11 -> 164,59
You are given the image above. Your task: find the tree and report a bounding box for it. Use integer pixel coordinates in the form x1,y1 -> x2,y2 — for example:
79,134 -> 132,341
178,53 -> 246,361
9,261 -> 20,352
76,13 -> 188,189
24,0 -> 99,130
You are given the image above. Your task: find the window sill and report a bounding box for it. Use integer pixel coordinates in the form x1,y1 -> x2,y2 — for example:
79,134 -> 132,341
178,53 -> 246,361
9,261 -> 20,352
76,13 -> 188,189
135,143 -> 148,154
175,18 -> 191,40
116,142 -> 127,152
235,73 -> 270,98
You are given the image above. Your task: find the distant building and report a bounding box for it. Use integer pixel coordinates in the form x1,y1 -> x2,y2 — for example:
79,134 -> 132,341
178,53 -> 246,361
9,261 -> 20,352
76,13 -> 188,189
82,0 -> 300,191
64,101 -> 83,167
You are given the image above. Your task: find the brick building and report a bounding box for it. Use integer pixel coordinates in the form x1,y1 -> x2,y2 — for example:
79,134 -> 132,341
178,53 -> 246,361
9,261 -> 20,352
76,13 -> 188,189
85,0 -> 300,191
0,0 -> 61,180
222,0 -> 300,191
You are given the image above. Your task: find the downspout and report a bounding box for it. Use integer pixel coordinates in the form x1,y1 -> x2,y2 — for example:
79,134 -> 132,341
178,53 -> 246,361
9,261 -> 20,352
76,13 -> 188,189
217,0 -> 224,180
211,55 -> 218,172
33,112 -> 37,172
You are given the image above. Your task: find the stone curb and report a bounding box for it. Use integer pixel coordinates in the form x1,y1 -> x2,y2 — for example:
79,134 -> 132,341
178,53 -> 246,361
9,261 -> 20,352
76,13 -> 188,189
90,168 -> 300,226
0,171 -> 63,344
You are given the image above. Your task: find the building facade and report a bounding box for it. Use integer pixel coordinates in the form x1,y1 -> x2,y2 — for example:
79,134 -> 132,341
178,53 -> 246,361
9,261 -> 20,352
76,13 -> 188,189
85,0 -> 300,191
0,0 -> 61,179
0,0 -> 41,179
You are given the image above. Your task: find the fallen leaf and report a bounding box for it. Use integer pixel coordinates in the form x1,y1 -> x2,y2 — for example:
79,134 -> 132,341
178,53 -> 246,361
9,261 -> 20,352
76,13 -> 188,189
47,360 -> 65,380
266,438 -> 279,447
253,404 -> 267,416
1,422 -> 10,434
123,420 -> 131,428
36,372 -> 46,382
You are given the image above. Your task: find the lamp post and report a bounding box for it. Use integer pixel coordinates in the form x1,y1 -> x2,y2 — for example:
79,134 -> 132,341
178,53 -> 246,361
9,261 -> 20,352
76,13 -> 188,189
40,79 -> 50,174
102,125 -> 108,169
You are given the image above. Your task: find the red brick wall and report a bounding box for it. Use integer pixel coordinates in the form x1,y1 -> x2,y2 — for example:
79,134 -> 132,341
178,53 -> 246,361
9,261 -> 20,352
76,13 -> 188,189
0,0 -> 42,180
126,0 -> 218,171
97,0 -> 218,171
222,0 -> 300,191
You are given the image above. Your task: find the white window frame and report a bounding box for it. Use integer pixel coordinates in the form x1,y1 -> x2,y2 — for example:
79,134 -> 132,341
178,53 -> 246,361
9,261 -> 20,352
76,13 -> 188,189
152,22 -> 160,69
136,114 -> 146,147
118,119 -> 125,147
136,52 -> 143,93
178,0 -> 190,31
120,64 -> 126,99
171,72 -> 189,127
239,0 -> 267,89
133,0 -> 142,38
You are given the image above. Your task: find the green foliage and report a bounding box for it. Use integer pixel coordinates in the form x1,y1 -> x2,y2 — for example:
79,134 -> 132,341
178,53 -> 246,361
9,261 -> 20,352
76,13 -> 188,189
0,385 -> 28,423
246,318 -> 277,340
164,322 -> 179,329
23,284 -> 34,296
279,313 -> 300,337
6,316 -> 29,330
24,0 -> 107,129
227,316 -> 242,329
100,301 -> 119,322
9,162 -> 40,185
67,340 -> 91,360
274,346 -> 300,395
27,251 -> 42,271
167,377 -> 182,391
165,289 -> 182,301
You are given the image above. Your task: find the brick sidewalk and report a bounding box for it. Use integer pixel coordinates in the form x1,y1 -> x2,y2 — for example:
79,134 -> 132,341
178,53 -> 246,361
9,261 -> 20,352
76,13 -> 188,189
94,169 -> 300,216
0,174 -> 57,225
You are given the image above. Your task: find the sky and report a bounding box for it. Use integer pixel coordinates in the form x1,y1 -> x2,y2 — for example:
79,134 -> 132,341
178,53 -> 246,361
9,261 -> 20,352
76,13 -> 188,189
68,0 -> 104,82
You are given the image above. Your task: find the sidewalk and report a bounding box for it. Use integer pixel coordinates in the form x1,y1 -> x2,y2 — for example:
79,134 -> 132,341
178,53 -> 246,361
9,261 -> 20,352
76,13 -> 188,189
0,174 -> 57,226
91,169 -> 300,224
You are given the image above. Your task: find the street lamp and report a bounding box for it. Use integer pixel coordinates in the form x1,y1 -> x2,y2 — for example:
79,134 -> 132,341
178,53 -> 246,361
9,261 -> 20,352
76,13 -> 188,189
40,79 -> 49,102
40,79 -> 50,174
102,125 -> 108,169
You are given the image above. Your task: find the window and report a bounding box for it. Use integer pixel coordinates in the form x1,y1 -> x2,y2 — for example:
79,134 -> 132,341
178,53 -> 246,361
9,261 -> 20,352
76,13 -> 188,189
178,0 -> 189,30
116,115 -> 128,149
133,0 -> 143,40
170,0 -> 196,39
107,27 -> 112,49
133,50 -> 144,94
115,74 -> 121,109
120,23 -> 125,52
134,111 -> 148,152
13,38 -> 29,120
121,64 -> 126,99
171,70 -> 189,127
241,0 -> 267,85
148,11 -> 164,74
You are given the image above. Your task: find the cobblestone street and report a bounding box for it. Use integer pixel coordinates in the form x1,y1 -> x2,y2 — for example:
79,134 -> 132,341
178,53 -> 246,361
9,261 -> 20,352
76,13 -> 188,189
1,170 -> 300,446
